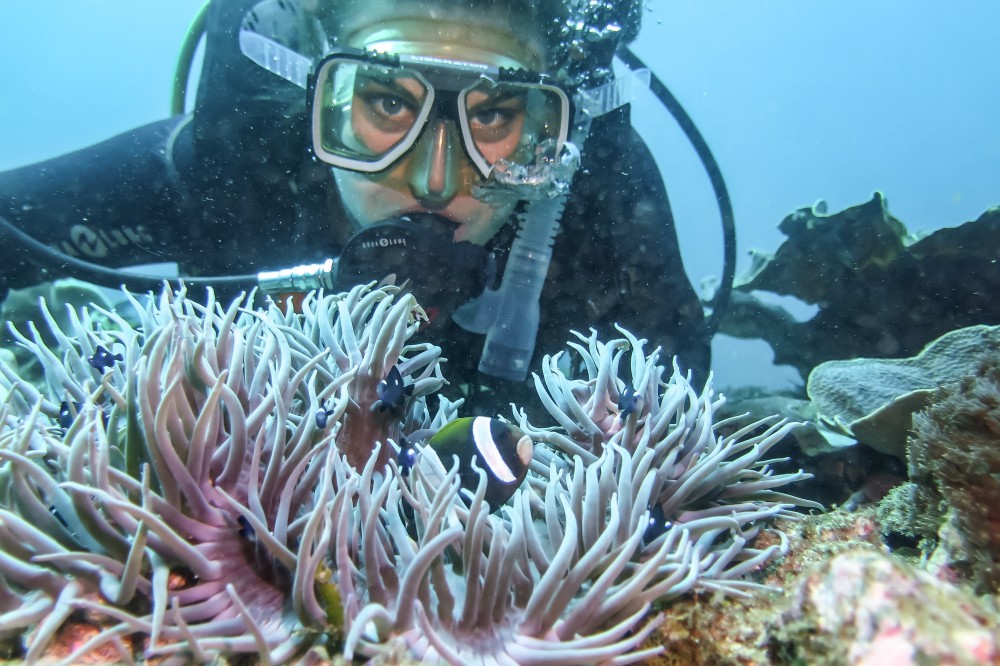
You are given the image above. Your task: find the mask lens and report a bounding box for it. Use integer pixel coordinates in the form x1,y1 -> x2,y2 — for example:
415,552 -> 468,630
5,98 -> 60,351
312,58 -> 432,170
310,53 -> 570,177
460,81 -> 567,172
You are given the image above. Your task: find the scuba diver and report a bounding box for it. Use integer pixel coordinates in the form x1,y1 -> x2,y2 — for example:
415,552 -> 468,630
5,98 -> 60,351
0,0 -> 722,410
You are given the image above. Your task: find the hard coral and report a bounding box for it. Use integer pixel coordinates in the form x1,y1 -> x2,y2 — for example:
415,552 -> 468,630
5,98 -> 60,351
0,286 -> 817,665
808,324 -> 1000,457
908,357 -> 1000,593
772,549 -> 999,666
723,195 -> 1000,379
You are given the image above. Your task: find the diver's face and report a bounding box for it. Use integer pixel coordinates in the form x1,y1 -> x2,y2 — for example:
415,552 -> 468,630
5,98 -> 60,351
333,13 -> 546,245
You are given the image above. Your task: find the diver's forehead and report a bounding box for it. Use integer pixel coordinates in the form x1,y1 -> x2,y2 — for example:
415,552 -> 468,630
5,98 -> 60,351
340,15 -> 546,71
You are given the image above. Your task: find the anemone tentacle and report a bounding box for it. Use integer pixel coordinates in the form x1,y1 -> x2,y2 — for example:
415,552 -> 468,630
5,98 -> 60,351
0,285 -> 817,664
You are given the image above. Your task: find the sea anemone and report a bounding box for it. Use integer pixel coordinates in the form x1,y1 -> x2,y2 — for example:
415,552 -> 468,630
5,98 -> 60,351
518,328 -> 820,595
0,285 -> 817,664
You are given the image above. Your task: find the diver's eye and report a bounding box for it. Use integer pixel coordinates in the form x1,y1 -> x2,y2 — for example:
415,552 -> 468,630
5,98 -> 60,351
470,108 -> 513,129
352,71 -> 426,136
468,105 -> 524,145
363,94 -> 415,121
466,91 -> 527,146
371,95 -> 409,118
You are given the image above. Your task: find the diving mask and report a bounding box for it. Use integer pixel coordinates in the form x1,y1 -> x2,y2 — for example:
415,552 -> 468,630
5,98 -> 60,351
239,24 -> 649,187
308,50 -> 570,178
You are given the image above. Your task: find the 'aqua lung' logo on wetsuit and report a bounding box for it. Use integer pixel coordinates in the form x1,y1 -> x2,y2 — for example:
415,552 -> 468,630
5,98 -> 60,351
360,236 -> 407,250
58,224 -> 155,259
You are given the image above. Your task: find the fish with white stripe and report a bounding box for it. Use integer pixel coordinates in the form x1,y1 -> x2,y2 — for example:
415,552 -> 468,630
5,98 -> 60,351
416,416 -> 533,511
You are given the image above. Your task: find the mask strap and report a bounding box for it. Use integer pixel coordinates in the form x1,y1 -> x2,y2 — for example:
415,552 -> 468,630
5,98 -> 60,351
574,67 -> 650,120
239,30 -> 312,89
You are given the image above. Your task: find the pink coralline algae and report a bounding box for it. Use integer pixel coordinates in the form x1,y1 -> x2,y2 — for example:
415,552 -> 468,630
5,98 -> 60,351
775,549 -> 999,666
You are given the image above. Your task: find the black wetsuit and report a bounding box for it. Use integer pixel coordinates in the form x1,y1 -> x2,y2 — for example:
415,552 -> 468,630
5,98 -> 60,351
0,0 -> 709,408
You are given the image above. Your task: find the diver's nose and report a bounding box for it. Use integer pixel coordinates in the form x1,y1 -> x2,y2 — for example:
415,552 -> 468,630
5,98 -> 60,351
408,120 -> 461,207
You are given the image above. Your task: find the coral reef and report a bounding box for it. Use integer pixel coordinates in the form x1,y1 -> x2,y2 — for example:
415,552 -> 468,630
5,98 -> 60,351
628,509 -> 1000,666
720,194 -> 1000,379
0,285 -> 816,664
905,357 -> 1000,594
772,548 -> 999,665
807,325 -> 1000,457
636,509 -> 890,666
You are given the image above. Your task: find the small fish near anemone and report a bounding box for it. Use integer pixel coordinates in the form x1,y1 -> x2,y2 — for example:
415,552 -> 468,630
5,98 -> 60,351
0,284 -> 819,665
374,364 -> 414,413
87,344 -> 123,374
413,415 -> 534,510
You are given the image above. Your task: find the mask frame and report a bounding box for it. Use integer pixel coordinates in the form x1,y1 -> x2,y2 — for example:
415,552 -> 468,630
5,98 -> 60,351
307,49 -> 571,179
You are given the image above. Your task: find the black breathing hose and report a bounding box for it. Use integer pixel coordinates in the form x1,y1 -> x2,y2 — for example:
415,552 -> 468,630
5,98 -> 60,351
0,213 -> 257,294
618,46 -> 736,338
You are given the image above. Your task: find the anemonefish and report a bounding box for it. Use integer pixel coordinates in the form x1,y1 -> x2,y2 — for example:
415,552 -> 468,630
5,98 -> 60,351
414,417 -> 534,511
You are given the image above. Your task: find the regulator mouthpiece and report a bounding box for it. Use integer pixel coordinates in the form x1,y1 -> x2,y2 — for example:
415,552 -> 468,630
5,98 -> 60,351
257,214 -> 490,329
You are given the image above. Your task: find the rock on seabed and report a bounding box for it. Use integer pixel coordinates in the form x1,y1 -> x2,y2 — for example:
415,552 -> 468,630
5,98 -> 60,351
774,549 -> 999,665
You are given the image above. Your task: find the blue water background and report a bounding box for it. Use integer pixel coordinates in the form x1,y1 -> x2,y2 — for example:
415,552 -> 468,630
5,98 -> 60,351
1,1 -> 998,389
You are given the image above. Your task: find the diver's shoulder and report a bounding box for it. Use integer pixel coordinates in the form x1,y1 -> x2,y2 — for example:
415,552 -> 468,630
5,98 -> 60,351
0,116 -> 187,180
